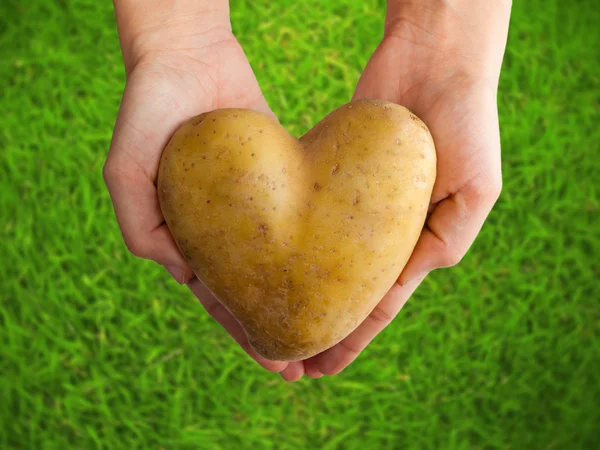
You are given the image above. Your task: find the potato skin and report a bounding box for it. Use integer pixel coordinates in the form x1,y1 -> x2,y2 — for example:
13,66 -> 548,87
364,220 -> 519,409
157,99 -> 436,361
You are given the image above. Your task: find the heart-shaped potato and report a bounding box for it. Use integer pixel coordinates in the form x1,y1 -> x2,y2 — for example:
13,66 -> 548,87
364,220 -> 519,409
158,99 -> 436,361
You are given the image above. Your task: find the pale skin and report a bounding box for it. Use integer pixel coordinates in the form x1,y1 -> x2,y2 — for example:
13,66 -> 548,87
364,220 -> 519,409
104,0 -> 512,381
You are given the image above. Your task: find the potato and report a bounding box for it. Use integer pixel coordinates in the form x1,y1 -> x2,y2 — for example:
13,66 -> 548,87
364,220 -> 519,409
157,99 -> 436,361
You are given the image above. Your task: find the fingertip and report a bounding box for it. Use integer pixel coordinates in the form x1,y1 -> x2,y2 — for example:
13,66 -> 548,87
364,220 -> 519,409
319,364 -> 344,376
261,359 -> 289,373
315,351 -> 347,376
279,361 -> 304,382
397,229 -> 440,285
280,372 -> 301,383
241,341 -> 289,373
304,359 -> 324,379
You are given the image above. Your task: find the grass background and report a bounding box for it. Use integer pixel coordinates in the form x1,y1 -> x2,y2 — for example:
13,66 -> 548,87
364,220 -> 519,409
1,0 -> 599,448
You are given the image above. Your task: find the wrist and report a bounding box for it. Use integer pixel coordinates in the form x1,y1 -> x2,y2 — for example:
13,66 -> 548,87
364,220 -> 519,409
384,0 -> 511,87
113,0 -> 231,73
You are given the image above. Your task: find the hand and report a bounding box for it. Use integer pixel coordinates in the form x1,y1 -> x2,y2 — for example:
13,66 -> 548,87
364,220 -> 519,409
280,0 -> 511,381
104,2 -> 289,373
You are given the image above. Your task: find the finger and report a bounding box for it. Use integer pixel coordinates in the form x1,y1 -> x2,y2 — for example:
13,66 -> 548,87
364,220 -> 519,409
311,277 -> 424,376
280,361 -> 305,382
303,359 -> 324,379
399,175 -> 501,285
187,277 -> 289,373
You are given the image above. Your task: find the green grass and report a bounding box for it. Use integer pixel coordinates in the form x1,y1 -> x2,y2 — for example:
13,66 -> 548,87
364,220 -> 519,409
1,0 -> 599,448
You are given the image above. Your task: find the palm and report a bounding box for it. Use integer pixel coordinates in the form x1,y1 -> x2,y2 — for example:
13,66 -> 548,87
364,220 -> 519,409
117,35 -> 270,176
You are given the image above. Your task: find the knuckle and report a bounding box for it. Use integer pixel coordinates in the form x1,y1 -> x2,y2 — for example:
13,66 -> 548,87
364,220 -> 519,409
489,178 -> 503,202
339,340 -> 360,359
368,305 -> 395,327
469,172 -> 503,206
124,235 -> 149,258
439,242 -> 465,268
102,161 -> 115,185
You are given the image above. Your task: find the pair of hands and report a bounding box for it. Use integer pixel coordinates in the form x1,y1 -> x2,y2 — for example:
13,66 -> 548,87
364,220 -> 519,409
104,2 -> 510,381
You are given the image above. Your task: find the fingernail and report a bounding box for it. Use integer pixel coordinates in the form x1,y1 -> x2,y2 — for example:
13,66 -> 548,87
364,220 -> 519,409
165,265 -> 185,284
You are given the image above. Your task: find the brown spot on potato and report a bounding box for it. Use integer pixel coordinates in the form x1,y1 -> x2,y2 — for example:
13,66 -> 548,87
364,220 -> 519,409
353,191 -> 360,205
314,182 -> 322,191
331,163 -> 339,174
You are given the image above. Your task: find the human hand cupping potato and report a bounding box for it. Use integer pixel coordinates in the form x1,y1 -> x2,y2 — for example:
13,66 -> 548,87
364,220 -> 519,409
281,0 -> 512,381
104,1 -> 290,373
